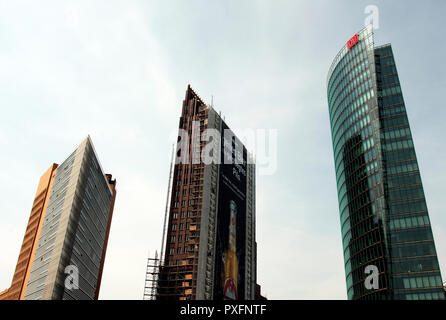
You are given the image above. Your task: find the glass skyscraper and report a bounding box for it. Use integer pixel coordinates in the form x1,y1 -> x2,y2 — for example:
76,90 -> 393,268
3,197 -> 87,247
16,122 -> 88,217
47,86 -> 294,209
327,25 -> 444,300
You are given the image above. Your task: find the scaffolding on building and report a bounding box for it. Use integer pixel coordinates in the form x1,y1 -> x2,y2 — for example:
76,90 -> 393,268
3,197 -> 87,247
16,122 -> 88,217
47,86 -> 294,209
143,94 -> 208,301
143,251 -> 161,300
143,144 -> 175,300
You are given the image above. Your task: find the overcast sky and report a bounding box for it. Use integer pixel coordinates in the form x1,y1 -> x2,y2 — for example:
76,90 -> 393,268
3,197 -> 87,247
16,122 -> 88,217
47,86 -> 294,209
0,0 -> 445,300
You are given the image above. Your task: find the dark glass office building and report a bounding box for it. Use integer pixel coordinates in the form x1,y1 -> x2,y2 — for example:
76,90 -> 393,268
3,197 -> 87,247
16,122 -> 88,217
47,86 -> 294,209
327,25 -> 444,300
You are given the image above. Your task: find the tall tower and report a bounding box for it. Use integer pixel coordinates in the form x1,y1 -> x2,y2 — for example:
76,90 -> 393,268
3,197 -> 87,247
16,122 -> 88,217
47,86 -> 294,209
327,25 -> 444,300
0,136 -> 116,300
0,164 -> 58,300
156,85 -> 256,300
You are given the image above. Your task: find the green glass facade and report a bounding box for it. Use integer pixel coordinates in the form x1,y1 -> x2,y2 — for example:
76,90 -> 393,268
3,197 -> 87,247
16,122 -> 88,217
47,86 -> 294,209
327,25 -> 444,300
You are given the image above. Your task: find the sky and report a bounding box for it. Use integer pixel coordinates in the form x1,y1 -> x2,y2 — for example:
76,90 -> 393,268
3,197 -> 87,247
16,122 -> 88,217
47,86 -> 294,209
0,0 -> 445,300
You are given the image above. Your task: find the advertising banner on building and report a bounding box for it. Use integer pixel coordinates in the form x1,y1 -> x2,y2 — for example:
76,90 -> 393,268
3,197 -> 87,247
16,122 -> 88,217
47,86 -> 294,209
214,122 -> 247,300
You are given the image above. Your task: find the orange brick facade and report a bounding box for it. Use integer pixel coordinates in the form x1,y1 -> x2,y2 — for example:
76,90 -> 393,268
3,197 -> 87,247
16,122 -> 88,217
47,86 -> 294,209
0,164 -> 58,300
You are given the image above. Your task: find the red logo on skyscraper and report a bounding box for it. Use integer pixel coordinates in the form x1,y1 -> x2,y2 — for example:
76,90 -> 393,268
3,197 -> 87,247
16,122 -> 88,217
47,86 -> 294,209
347,34 -> 359,50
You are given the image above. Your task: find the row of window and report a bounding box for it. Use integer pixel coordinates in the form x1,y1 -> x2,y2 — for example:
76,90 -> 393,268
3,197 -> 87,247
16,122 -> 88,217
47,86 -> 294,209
386,160 -> 418,175
388,185 -> 424,202
386,172 -> 421,189
390,226 -> 433,244
381,96 -> 405,113
172,211 -> 195,219
173,199 -> 196,208
332,91 -> 374,152
342,176 -> 370,211
399,275 -> 442,289
375,46 -> 393,57
403,292 -> 445,300
382,136 -> 414,152
389,214 -> 430,231
335,123 -> 373,178
168,245 -> 194,255
175,188 -> 193,197
330,68 -> 372,138
378,55 -> 395,68
379,73 -> 398,86
333,108 -> 373,171
389,198 -> 427,215
343,165 -> 371,205
338,171 -> 380,223
347,225 -> 383,257
381,113 -> 408,129
378,65 -> 397,77
171,222 -> 193,232
382,126 -> 411,141
391,240 -> 435,258
384,147 -> 416,165
334,92 -> 371,138
392,256 -> 439,274
342,205 -> 380,246
170,232 -> 191,243
347,240 -> 385,272
330,64 -> 372,125
328,29 -> 373,104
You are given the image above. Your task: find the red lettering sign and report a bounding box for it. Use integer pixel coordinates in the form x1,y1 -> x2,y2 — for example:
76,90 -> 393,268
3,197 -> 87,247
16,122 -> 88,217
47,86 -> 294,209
347,34 -> 359,50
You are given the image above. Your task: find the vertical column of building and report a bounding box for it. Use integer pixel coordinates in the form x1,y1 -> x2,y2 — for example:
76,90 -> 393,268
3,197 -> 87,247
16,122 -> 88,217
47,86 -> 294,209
0,164 -> 58,300
41,139 -> 88,299
375,45 -> 445,300
159,85 -> 209,300
196,108 -> 221,300
94,174 -> 117,299
328,25 -> 390,300
245,153 -> 256,299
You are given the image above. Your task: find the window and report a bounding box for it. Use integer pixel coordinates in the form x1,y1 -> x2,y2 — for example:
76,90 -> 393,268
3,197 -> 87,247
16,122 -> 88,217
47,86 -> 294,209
172,224 -> 177,231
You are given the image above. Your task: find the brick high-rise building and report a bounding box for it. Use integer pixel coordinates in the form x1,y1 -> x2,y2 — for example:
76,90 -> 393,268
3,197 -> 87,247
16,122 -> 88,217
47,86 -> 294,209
155,85 -> 256,300
0,136 -> 116,300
